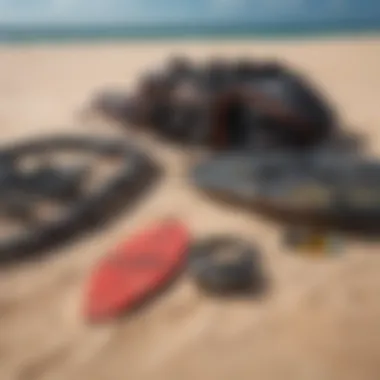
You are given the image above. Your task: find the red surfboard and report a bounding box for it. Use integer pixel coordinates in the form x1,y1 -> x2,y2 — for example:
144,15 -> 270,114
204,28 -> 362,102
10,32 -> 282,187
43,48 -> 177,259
83,218 -> 190,322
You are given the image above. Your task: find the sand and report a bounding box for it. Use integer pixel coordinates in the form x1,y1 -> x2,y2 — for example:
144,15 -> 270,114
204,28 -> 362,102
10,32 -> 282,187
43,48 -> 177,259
0,36 -> 380,380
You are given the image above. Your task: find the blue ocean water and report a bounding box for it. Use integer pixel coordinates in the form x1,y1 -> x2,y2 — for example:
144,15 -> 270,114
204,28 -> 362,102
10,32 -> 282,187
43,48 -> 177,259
0,0 -> 380,43
0,20 -> 379,44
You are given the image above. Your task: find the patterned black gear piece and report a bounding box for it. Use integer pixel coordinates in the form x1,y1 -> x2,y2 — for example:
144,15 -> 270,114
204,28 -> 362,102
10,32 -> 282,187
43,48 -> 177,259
187,236 -> 266,295
0,135 -> 160,265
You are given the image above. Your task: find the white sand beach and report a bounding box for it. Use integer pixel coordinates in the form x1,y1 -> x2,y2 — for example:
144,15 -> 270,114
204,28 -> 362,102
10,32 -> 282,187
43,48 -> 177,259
0,36 -> 380,380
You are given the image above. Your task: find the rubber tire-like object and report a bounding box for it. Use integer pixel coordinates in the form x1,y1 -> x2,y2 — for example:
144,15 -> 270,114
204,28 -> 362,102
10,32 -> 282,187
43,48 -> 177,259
188,236 -> 261,295
0,135 -> 160,265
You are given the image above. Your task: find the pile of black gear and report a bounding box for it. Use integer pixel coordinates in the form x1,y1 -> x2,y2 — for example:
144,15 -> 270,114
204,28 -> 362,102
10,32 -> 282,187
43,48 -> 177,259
91,56 -> 337,151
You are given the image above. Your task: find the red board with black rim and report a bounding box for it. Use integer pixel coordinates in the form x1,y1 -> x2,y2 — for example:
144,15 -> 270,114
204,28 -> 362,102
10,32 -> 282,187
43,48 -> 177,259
83,219 -> 190,322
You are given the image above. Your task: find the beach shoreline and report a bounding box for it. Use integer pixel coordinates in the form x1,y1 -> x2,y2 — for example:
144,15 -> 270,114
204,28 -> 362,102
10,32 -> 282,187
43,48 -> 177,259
0,20 -> 379,45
